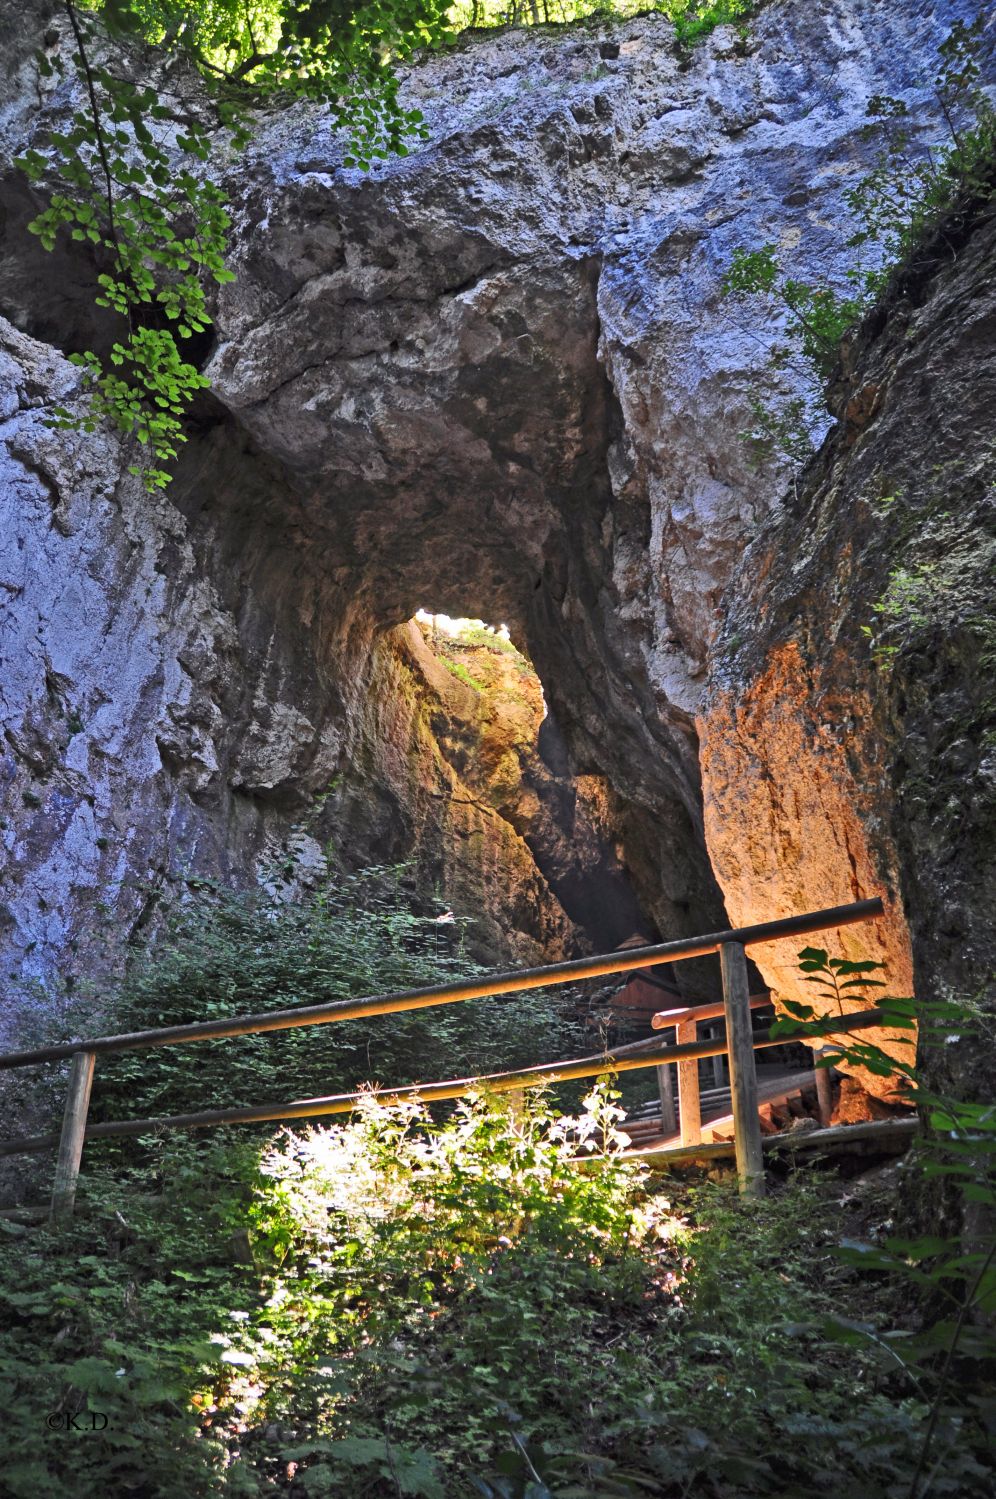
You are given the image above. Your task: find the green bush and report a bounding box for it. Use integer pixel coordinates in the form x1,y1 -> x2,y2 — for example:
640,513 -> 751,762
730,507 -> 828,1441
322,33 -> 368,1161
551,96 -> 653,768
87,864 -> 585,1137
667,0 -> 757,49
3,1085 -> 992,1497
772,949 -> 996,1496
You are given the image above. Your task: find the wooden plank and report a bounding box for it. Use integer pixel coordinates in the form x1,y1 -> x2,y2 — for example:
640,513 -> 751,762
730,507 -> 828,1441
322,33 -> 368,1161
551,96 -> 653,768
655,1059 -> 676,1134
721,942 -> 764,1198
609,1116 -> 919,1169
651,995 -> 769,1030
48,1050 -> 96,1226
701,1067 -> 813,1143
626,1067 -> 819,1149
676,1019 -> 701,1146
814,1061 -> 834,1127
709,1023 -> 725,1089
0,898 -> 884,1070
506,1086 -> 527,1132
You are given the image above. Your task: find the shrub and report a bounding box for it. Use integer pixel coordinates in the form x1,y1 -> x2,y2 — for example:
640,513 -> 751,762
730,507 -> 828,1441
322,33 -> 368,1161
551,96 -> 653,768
4,1084 -> 993,1497
85,864 -> 586,1142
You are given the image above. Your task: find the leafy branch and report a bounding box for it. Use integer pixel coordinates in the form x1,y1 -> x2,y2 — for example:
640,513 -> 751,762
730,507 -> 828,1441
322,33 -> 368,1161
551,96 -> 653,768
772,951 -> 996,1498
16,0 -> 450,488
795,944 -> 887,1017
17,2 -> 235,487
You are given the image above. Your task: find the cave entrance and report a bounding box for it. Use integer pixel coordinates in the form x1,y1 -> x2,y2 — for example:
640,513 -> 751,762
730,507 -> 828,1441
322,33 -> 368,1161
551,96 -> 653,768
413,610 -> 535,697
343,606 -> 656,971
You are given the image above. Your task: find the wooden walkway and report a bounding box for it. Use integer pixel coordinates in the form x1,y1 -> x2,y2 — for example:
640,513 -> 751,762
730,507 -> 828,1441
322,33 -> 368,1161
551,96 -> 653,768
615,1117 -> 919,1169
621,1066 -> 822,1150
0,897 -> 890,1220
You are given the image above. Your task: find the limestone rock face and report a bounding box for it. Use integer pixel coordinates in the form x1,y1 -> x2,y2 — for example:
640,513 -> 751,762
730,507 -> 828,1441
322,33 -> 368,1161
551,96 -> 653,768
330,621 -> 646,964
206,0 -> 975,711
0,319 -> 342,1040
0,0 -> 993,1082
0,318 -> 627,1034
699,643 -> 916,1073
701,203 -> 996,1096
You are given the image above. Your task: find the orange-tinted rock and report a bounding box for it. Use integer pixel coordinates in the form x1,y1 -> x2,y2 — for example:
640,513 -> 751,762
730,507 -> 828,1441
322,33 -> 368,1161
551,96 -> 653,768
831,1077 -> 899,1126
698,642 -> 915,1096
329,619 -> 647,966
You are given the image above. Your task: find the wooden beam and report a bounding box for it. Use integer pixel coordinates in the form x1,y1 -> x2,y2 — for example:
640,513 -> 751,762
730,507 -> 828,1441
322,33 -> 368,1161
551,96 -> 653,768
0,1009 -> 888,1159
721,942 -> 764,1198
609,1116 -> 920,1169
709,1022 -> 725,1089
48,1050 -> 95,1226
651,995 -> 769,1030
0,898 -> 884,1070
676,1018 -> 701,1146
656,1060 -> 676,1134
814,1060 -> 834,1127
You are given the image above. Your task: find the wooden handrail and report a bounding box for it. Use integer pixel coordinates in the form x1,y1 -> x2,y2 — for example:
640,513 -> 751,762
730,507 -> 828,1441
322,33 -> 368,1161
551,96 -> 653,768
0,897 -> 884,1070
0,1009 -> 885,1158
1,896 -> 888,1217
650,994 -> 770,1029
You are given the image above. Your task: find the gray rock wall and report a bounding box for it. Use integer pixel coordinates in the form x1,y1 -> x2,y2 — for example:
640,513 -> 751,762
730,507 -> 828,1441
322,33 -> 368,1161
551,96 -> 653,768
0,1 -> 993,1057
701,200 -> 996,1097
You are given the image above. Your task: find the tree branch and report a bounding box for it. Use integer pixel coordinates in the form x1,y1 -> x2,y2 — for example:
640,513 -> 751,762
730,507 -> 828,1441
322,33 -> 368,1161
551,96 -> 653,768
61,0 -> 136,320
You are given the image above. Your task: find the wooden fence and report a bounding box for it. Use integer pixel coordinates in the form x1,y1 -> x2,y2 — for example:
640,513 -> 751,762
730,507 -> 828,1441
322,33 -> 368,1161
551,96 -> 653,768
0,897 -> 886,1223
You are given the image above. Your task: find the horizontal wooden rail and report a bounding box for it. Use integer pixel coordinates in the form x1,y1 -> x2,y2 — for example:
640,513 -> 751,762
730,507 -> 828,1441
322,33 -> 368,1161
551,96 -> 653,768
0,1010 -> 885,1158
651,994 -> 770,1029
0,898 -> 883,1070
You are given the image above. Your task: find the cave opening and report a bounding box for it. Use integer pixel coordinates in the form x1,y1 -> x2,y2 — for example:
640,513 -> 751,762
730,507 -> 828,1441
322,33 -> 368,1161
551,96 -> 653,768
385,606 -> 657,965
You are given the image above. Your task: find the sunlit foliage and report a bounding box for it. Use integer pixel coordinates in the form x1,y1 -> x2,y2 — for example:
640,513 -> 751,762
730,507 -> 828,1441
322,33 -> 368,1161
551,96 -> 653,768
4,1086 -> 993,1495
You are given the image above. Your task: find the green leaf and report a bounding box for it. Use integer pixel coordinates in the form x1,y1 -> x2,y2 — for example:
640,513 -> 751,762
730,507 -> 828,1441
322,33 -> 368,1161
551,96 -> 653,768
883,1236 -> 952,1260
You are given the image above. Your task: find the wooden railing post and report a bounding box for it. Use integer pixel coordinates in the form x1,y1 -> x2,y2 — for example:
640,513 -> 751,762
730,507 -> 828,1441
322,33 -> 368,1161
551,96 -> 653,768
675,1019 -> 701,1146
814,1051 -> 834,1127
720,943 -> 764,1198
507,1086 -> 526,1133
656,1055 -> 676,1134
709,1023 -> 725,1088
49,1050 -> 95,1226
0,897 -> 885,1075
0,1009 -> 886,1161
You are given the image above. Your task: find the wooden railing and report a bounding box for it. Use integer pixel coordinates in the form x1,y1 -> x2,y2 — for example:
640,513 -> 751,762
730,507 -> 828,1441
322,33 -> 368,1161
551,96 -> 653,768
0,898 -> 886,1222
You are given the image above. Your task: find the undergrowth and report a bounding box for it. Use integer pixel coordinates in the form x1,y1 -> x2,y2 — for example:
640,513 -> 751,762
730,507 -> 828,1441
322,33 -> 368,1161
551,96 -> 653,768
453,1 -> 760,51
0,862 -> 587,1202
3,1087 -> 992,1498
75,864 -> 586,1148
3,892 -> 994,1498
